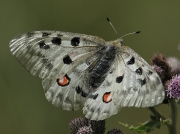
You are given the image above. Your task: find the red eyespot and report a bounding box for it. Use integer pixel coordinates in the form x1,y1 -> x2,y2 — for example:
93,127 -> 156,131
103,92 -> 112,103
57,74 -> 71,86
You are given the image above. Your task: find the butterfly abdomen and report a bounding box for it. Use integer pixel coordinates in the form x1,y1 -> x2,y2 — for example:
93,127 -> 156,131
90,46 -> 116,88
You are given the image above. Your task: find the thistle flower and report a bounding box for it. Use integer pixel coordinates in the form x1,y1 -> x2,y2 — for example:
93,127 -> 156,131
151,53 -> 171,83
69,118 -> 89,134
152,65 -> 164,76
166,75 -> 180,99
107,128 -> 123,134
77,126 -> 93,134
87,119 -> 106,134
69,118 -> 106,134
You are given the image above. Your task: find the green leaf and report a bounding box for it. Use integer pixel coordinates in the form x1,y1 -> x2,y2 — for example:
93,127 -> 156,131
119,115 -> 161,133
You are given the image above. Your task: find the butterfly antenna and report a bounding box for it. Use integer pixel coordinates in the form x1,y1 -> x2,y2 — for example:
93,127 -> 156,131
119,31 -> 141,45
106,18 -> 118,35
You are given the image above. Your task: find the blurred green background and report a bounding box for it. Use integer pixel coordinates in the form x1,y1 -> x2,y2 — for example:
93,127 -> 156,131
0,1 -> 180,134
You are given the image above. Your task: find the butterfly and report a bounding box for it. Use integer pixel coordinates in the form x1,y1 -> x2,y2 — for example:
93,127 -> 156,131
9,30 -> 165,120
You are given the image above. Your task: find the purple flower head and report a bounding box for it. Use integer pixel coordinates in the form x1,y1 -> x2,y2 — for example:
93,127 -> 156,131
69,118 -> 89,134
151,53 -> 171,83
152,65 -> 163,74
166,75 -> 180,99
77,126 -> 93,134
69,117 -> 106,134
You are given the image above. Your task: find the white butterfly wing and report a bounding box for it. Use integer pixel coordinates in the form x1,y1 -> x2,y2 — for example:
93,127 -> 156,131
10,31 -> 106,111
112,46 -> 165,107
10,31 -> 105,79
42,51 -> 103,111
83,64 -> 121,120
83,46 -> 165,120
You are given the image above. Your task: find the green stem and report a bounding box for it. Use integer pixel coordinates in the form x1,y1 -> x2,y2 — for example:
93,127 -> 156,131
149,107 -> 165,120
168,99 -> 178,134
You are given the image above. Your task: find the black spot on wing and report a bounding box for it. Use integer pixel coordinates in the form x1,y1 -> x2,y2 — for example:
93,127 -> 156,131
116,76 -> 123,83
93,94 -> 98,99
71,37 -> 80,46
81,91 -> 88,98
89,94 -> 98,99
39,41 -> 46,48
127,57 -> 135,65
75,86 -> 88,98
63,55 -> 73,64
135,67 -> 143,75
75,86 -> 81,94
137,78 -> 146,86
42,32 -> 51,37
52,37 -> 61,45
39,41 -> 50,49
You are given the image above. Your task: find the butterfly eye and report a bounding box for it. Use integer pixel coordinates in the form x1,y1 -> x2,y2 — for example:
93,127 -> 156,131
103,92 -> 112,103
57,74 -> 71,86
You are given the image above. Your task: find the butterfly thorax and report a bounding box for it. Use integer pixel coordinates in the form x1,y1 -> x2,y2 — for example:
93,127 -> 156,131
106,40 -> 122,48
89,45 -> 116,88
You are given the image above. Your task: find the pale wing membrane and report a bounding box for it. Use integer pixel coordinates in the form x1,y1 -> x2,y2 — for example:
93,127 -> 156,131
9,31 -> 105,79
10,30 -> 106,111
112,46 -> 165,108
43,49 -> 103,111
83,64 -> 121,120
42,72 -> 89,111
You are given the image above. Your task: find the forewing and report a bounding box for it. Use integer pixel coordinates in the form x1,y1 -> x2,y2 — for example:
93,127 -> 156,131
9,31 -> 105,79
